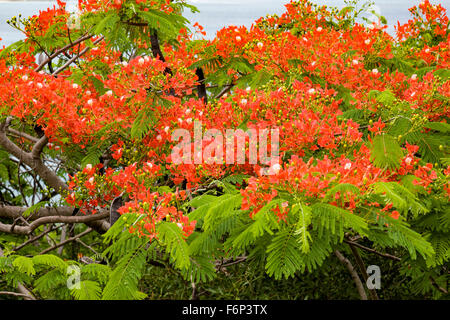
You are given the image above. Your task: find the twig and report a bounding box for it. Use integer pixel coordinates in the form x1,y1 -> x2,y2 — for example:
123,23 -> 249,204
75,238 -> 99,256
51,36 -> 105,76
344,239 -> 401,261
214,83 -> 234,100
38,228 -> 93,255
190,274 -> 198,300
430,276 -> 448,294
34,33 -> 94,72
12,225 -> 58,251
219,256 -> 247,268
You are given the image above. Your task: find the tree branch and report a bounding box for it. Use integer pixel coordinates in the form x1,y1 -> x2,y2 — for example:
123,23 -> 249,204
34,32 -> 94,73
334,250 -> 368,300
344,239 -> 401,261
0,206 -> 77,220
51,36 -> 105,76
430,276 -> 448,294
6,128 -> 39,143
214,83 -> 234,99
31,135 -> 48,159
0,120 -> 69,193
0,212 -> 109,235
12,225 -> 58,251
0,291 -> 34,299
347,243 -> 379,300
39,228 -> 93,255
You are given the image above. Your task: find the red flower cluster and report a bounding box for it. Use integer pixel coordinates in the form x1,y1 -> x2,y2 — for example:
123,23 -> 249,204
1,0 -> 448,240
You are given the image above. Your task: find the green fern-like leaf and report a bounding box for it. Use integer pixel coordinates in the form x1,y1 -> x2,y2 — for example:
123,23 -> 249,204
324,183 -> 360,204
82,264 -> 112,285
292,203 -> 312,253
372,182 -> 428,216
370,134 -> 404,169
265,228 -> 302,280
426,232 -> 450,267
221,174 -> 250,185
157,222 -> 191,270
230,199 -> 283,251
34,269 -> 68,296
180,256 -> 217,283
381,216 -> 435,260
311,203 -> 368,240
203,193 -> 243,232
12,256 -> 35,276
131,108 -> 157,139
71,280 -> 102,300
32,254 -> 68,271
102,242 -> 148,300
265,229 -> 332,280
94,13 -> 120,34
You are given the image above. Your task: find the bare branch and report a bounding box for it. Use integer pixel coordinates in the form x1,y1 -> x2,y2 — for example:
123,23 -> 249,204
51,36 -> 105,76
39,228 -> 93,255
347,243 -> 379,300
12,225 -> 58,251
334,250 -> 368,300
0,206 -> 74,220
0,212 -> 109,235
344,239 -> 401,261
1,120 -> 69,193
34,33 -> 94,72
0,291 -> 34,299
430,276 -> 448,294
214,83 -> 234,99
6,128 -> 39,143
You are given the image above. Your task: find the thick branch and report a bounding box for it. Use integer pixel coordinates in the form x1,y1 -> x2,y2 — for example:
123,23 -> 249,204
195,67 -> 208,103
0,212 -> 109,235
0,121 -> 69,193
0,206 -> 74,220
150,31 -> 167,63
31,135 -> 48,159
6,128 -> 39,143
0,291 -> 34,298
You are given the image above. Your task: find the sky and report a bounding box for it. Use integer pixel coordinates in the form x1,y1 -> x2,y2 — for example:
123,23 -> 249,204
0,0 -> 449,45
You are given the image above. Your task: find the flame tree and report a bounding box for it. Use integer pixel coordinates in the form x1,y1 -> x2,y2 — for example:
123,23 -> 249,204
0,0 -> 448,300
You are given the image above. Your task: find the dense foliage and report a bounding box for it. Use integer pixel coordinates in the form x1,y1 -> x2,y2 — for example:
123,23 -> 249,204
0,0 -> 448,300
